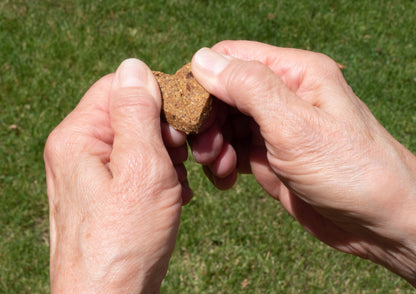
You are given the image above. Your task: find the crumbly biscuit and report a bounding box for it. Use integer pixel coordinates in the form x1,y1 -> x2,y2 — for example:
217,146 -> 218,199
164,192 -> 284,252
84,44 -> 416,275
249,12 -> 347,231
153,63 -> 212,134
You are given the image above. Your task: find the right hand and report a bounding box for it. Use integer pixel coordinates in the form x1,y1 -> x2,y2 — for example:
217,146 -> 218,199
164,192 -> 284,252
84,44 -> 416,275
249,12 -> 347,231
189,40 -> 416,286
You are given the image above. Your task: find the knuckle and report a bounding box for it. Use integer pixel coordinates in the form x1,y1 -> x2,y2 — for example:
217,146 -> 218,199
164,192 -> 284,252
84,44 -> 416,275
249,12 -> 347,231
225,59 -> 272,97
112,89 -> 154,111
44,127 -> 64,163
313,52 -> 343,76
44,122 -> 81,169
111,88 -> 160,119
222,59 -> 289,128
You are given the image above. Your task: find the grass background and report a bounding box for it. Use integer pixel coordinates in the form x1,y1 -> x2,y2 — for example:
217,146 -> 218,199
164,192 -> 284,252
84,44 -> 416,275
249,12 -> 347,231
1,0 -> 416,292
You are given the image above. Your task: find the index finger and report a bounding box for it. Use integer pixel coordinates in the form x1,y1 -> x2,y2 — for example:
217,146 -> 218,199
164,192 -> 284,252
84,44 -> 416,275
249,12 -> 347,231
211,40 -> 343,93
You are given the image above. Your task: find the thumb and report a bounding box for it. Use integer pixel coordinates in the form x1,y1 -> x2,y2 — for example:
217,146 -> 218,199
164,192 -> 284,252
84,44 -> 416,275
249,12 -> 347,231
109,58 -> 165,177
191,48 -> 316,156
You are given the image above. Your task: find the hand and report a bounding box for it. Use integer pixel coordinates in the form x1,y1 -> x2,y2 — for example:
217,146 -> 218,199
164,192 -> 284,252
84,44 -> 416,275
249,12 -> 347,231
44,59 -> 191,293
189,40 -> 416,285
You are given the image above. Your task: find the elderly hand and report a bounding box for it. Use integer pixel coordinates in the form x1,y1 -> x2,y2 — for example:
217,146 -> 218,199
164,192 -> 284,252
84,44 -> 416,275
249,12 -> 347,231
189,40 -> 416,286
44,59 -> 191,293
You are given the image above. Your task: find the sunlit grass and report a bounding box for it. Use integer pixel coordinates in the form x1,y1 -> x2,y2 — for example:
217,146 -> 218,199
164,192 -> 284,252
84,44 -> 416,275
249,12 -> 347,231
1,0 -> 415,292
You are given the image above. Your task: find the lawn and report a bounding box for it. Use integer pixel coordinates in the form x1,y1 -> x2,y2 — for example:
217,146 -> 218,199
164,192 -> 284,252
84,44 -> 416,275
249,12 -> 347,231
1,0 -> 415,293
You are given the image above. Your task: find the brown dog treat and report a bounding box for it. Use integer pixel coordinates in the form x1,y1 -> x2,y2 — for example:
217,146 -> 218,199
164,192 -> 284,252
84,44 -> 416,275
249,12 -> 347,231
153,63 -> 212,134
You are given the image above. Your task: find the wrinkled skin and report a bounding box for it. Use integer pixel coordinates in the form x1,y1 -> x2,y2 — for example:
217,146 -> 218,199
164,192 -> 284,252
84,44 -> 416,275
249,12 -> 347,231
45,40 -> 416,292
44,59 -> 191,293
189,40 -> 416,286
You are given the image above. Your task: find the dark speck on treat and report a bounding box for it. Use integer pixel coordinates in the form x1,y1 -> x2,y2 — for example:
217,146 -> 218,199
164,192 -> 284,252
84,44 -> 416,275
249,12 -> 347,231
152,63 -> 212,134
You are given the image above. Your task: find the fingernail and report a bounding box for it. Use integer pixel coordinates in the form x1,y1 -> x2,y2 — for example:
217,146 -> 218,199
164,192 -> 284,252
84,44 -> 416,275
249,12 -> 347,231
193,48 -> 233,78
116,58 -> 148,88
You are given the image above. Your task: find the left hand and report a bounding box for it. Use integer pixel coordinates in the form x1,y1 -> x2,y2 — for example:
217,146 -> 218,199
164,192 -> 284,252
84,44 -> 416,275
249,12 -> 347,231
44,59 -> 191,293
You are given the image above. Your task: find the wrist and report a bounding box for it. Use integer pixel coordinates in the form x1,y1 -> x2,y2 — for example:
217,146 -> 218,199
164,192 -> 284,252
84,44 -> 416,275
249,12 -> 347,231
50,253 -> 162,294
370,145 -> 416,286
395,152 -> 416,286
50,232 -> 163,294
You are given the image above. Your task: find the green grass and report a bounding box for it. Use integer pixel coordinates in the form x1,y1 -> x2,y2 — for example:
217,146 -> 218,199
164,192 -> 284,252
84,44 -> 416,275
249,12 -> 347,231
1,0 -> 415,292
